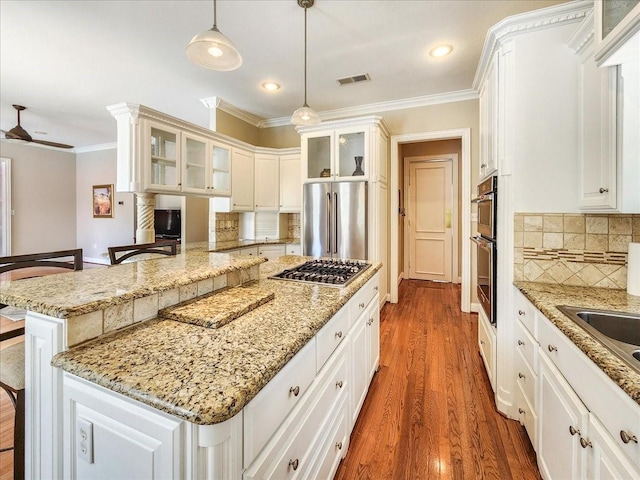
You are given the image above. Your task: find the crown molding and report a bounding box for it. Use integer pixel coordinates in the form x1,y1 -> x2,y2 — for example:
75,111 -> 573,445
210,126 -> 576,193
216,98 -> 263,128
74,142 -> 117,154
259,89 -> 478,129
568,10 -> 595,53
473,0 -> 593,91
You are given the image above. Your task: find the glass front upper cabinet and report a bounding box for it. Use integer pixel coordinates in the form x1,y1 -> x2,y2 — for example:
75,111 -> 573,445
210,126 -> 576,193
306,134 -> 331,179
211,142 -> 231,195
182,134 -> 207,192
337,131 -> 366,178
149,124 -> 179,191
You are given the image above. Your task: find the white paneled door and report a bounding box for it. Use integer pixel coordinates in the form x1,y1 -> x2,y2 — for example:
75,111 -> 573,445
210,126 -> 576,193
0,157 -> 10,256
407,159 -> 453,282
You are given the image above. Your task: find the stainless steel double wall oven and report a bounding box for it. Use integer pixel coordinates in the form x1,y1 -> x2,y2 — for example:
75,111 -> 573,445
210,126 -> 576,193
472,176 -> 497,325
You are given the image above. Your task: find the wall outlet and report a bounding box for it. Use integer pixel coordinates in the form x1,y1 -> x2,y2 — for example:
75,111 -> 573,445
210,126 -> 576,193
77,417 -> 94,464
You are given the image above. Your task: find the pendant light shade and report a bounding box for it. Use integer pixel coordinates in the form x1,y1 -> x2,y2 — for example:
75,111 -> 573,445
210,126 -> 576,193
186,0 -> 242,71
291,0 -> 320,126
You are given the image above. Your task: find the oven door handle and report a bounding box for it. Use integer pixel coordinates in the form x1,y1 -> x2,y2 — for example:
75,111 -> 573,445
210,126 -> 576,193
471,236 -> 492,248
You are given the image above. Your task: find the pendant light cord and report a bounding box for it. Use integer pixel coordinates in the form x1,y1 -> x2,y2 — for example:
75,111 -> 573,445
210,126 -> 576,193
303,5 -> 309,107
213,0 -> 217,28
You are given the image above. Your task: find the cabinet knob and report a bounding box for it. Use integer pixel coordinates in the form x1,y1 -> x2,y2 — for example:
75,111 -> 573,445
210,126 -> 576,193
599,187 -> 609,194
288,459 -> 299,471
547,345 -> 558,352
359,302 -> 365,308
518,408 -> 525,415
518,372 -> 525,379
367,317 -> 374,326
518,310 -> 525,316
336,380 -> 343,389
335,331 -> 343,339
517,340 -> 525,346
289,385 -> 300,397
481,163 -> 487,168
579,437 -> 592,449
374,286 -> 379,291
335,441 -> 343,450
569,425 -> 580,436
620,430 -> 638,444
480,340 -> 485,346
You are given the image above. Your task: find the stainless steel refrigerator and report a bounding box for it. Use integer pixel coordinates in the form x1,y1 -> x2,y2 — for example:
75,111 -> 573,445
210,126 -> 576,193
303,181 -> 368,260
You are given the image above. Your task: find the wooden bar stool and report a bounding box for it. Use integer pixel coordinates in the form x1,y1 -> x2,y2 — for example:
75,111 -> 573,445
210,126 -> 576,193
108,239 -> 178,265
0,248 -> 83,480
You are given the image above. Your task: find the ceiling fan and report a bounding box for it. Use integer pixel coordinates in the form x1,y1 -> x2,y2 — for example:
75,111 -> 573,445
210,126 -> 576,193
1,104 -> 73,149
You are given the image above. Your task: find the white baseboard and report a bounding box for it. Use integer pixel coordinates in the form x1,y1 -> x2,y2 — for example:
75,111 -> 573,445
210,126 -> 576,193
470,302 -> 480,313
83,256 -> 110,265
397,272 -> 404,286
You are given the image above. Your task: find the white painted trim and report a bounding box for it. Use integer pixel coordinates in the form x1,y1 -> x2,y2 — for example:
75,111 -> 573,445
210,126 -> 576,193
397,272 -> 403,287
217,99 -> 264,128
1,157 -> 11,256
73,142 -> 117,154
259,89 -> 478,129
470,302 -> 481,313
473,0 -> 592,91
390,128 -> 471,314
403,154 -> 459,284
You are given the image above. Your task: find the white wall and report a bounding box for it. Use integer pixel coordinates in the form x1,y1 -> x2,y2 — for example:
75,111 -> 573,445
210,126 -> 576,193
76,148 -> 135,263
0,141 -> 76,255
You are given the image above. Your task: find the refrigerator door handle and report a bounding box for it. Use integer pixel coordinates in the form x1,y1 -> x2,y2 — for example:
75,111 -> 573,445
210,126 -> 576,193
326,192 -> 332,254
333,192 -> 338,254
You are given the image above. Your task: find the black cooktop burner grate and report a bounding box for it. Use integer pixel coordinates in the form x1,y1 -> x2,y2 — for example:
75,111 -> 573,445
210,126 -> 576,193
269,259 -> 370,287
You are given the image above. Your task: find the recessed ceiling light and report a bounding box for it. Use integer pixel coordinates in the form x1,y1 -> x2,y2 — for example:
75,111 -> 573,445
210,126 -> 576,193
430,44 -> 453,57
261,82 -> 280,91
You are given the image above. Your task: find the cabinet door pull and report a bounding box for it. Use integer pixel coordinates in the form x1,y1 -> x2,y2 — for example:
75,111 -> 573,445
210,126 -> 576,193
335,331 -> 343,339
367,317 -> 374,326
517,340 -> 525,346
289,385 -> 300,397
374,286 -> 379,291
481,163 -> 487,168
359,302 -> 365,308
335,442 -> 343,450
569,425 -> 580,436
599,187 -> 609,194
620,430 -> 638,444
288,459 -> 299,471
547,345 -> 558,352
579,437 -> 592,449
518,372 -> 525,379
518,408 -> 525,414
518,310 -> 525,316
480,340 -> 485,346
336,380 -> 343,389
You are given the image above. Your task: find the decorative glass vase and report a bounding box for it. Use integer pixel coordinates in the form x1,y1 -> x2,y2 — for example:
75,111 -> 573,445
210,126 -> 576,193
352,156 -> 364,176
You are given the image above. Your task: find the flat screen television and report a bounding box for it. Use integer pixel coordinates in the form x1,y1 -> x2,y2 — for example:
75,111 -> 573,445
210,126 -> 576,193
154,209 -> 181,239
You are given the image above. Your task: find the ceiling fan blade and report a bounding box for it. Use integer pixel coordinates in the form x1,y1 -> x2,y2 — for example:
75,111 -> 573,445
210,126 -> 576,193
4,124 -> 32,141
30,139 -> 74,149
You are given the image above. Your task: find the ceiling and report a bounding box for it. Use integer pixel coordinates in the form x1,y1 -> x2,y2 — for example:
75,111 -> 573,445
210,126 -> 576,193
0,0 -> 566,149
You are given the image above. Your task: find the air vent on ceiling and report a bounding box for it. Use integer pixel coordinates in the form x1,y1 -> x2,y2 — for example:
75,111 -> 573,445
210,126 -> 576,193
336,73 -> 371,86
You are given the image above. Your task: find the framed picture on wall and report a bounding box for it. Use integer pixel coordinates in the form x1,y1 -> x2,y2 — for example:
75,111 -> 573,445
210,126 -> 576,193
92,184 -> 114,218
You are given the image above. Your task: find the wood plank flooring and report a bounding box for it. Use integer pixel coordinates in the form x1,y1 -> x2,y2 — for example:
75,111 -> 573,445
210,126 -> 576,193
335,280 -> 540,480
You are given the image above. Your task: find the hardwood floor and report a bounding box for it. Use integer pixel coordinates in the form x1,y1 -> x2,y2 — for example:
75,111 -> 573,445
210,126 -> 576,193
335,280 -> 540,480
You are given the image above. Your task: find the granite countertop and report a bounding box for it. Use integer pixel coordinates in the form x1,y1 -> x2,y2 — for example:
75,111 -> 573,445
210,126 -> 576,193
206,238 -> 301,252
514,281 -> 640,405
0,249 -> 265,318
51,256 -> 381,425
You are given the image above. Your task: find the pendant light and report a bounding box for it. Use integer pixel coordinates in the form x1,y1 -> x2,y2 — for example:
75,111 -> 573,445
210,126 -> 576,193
291,0 -> 321,125
186,0 -> 242,71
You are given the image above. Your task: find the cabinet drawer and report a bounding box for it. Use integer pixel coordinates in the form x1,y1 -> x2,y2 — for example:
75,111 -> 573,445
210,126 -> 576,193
538,313 -> 640,469
316,303 -> 349,371
514,319 -> 538,372
285,244 -> 301,256
244,340 -> 316,468
478,310 -> 496,391
516,380 -> 538,451
350,273 -> 379,328
305,396 -> 348,480
514,288 -> 537,337
515,346 -> 537,410
244,341 -> 348,479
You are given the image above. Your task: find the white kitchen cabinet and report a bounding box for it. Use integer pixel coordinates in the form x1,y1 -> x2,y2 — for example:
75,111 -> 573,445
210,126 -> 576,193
594,0 -> 640,66
479,53 -> 499,180
299,117 -> 388,183
227,246 -> 259,257
145,120 -> 181,193
477,307 -> 496,393
585,414 -> 640,480
285,244 -> 301,256
230,148 -> 254,212
210,140 -> 232,196
538,353 -> 589,480
279,153 -> 302,212
254,154 -> 279,211
181,132 -> 209,195
257,244 -> 285,261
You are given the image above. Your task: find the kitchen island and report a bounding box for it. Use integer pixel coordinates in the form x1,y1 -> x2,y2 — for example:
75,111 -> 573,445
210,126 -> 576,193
1,248 -> 380,479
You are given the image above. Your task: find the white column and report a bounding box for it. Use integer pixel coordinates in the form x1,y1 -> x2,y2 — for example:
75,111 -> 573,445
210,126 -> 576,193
136,192 -> 156,244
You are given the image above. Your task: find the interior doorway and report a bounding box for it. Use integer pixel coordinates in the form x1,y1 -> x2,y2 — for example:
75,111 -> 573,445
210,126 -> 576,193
404,155 -> 458,282
0,157 -> 11,256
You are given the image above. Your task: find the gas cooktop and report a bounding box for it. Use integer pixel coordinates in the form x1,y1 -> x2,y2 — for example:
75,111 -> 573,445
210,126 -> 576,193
269,259 -> 370,287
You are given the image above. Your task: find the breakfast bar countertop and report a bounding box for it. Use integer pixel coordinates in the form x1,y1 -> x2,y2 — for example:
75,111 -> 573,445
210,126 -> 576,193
51,256 -> 381,425
514,281 -> 640,405
0,249 -> 266,318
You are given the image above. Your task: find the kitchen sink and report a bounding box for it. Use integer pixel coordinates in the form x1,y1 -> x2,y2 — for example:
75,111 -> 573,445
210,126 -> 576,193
556,305 -> 640,374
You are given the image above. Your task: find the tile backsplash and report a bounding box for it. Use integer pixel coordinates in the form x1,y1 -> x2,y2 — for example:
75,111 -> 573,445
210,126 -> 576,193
514,213 -> 640,289
209,212 -> 239,242
288,213 -> 300,240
